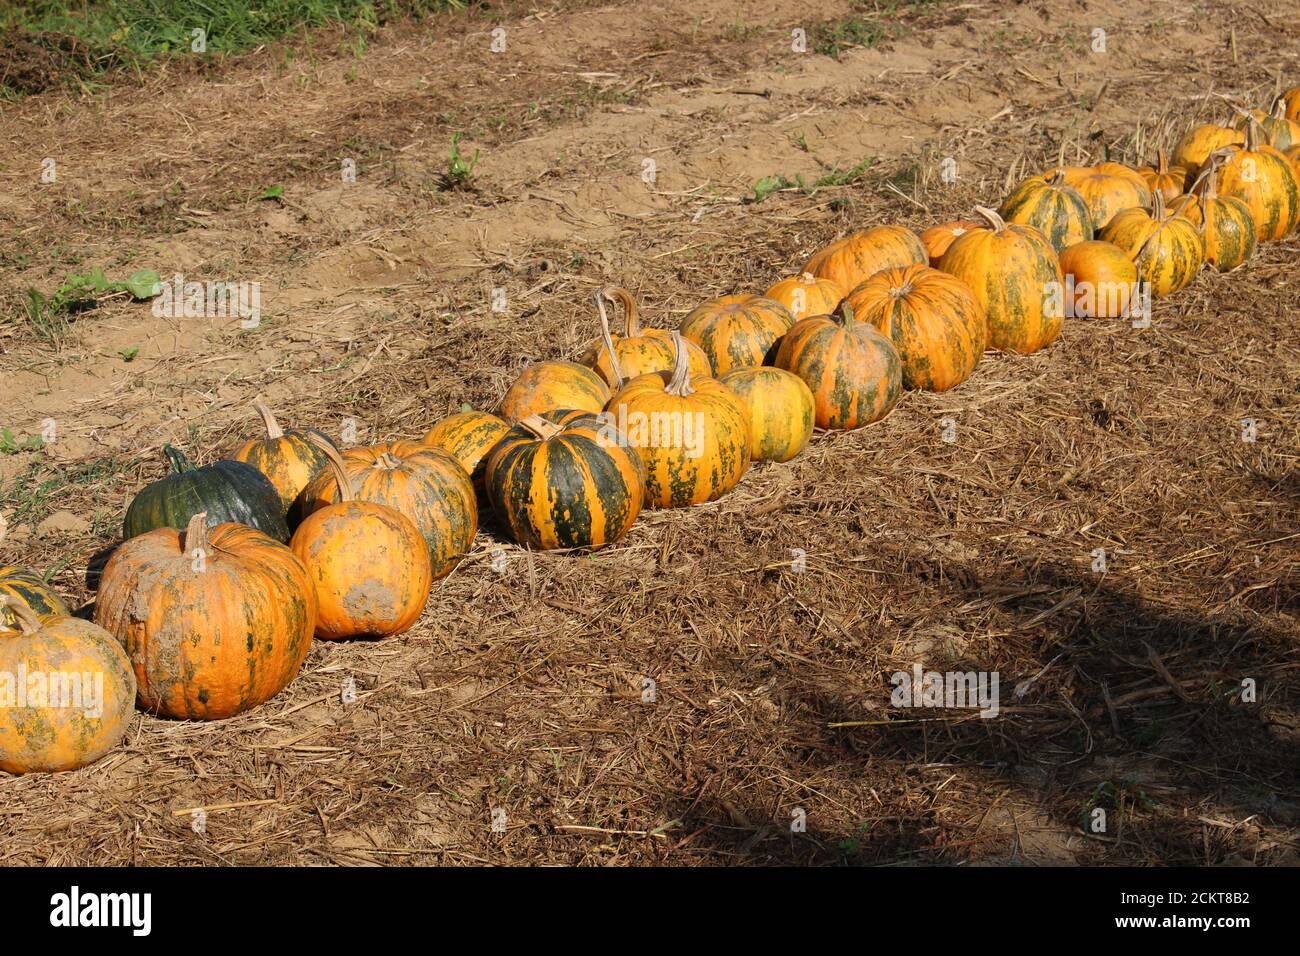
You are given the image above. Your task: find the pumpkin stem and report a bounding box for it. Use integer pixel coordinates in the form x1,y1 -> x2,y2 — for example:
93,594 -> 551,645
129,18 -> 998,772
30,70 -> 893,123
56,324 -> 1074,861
1155,149 -> 1168,175
377,452 -> 404,470
308,433 -> 355,502
664,331 -> 695,397
184,511 -> 210,558
602,286 -> 642,336
253,400 -> 284,439
594,289 -> 625,391
162,444 -> 194,474
839,301 -> 857,325
973,205 -> 1007,233
519,414 -> 564,441
1046,169 -> 1066,187
0,594 -> 43,634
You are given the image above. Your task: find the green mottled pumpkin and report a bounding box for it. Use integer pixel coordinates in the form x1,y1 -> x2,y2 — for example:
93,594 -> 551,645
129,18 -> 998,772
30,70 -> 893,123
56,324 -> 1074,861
718,367 -> 815,463
0,567 -> 70,632
1185,165 -> 1257,273
1099,192 -> 1204,297
679,294 -> 794,374
999,170 -> 1094,252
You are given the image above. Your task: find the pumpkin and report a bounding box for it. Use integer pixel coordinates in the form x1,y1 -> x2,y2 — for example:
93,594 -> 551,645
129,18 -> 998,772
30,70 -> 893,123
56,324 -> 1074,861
1172,123 -> 1244,171
1233,98 -> 1300,151
1137,150 -> 1193,203
123,445 -> 288,542
0,596 -> 136,774
606,333 -> 750,507
484,409 -> 645,550
1283,88 -> 1300,124
579,286 -> 710,387
232,400 -> 335,523
422,407 -> 510,486
290,444 -> 431,639
803,225 -> 928,292
500,360 -> 610,421
678,294 -> 793,375
1286,144 -> 1300,177
1187,164 -> 1257,273
1053,163 -> 1152,229
95,513 -> 316,718
843,264 -> 987,392
920,220 -> 985,266
936,206 -> 1065,354
1057,241 -> 1138,319
764,272 -> 845,321
0,567 -> 69,631
998,170 -> 1094,252
717,367 -> 815,463
1211,125 -> 1300,241
299,439 -> 476,580
1099,192 -> 1204,298
775,305 -> 902,429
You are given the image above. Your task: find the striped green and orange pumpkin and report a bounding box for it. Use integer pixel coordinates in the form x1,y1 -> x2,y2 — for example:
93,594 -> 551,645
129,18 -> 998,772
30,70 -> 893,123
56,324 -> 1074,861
999,170 -> 1094,253
422,407 -> 510,487
803,225 -> 928,292
232,400 -> 335,523
920,220 -> 985,267
1185,165 -> 1257,273
499,360 -> 610,421
1058,240 -> 1138,319
1052,162 -> 1152,229
1211,124 -> 1300,241
775,305 -> 902,430
843,264 -> 987,392
1099,192 -> 1204,297
1234,98 -> 1300,151
763,273 -> 845,322
580,286 -> 710,386
678,294 -> 793,375
0,567 -> 69,631
1172,123 -> 1244,172
936,206 -> 1065,354
484,409 -> 645,549
718,367 -> 815,463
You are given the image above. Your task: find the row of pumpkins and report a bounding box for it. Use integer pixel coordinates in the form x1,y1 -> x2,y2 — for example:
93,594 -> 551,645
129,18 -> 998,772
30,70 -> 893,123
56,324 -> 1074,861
2,93 -> 1299,775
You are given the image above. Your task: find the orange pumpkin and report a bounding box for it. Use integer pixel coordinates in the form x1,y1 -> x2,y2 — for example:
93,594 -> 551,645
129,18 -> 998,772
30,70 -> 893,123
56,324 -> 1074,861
920,220 -> 985,267
936,206 -> 1065,354
1099,192 -> 1204,298
500,360 -> 610,421
843,264 -> 987,392
1211,124 -> 1300,241
1137,150 -> 1193,203
290,445 -> 431,640
1172,123 -> 1244,171
1285,144 -> 1300,180
717,367 -> 815,463
1234,98 -> 1300,151
999,170 -> 1094,252
95,513 -> 317,719
300,439 -> 476,580
1283,87 -> 1300,124
422,408 -> 510,486
763,272 -> 845,321
0,597 -> 137,774
678,294 -> 793,374
1188,164 -> 1257,272
579,286 -> 710,387
232,400 -> 335,522
1057,241 -> 1138,319
803,225 -> 928,291
1053,163 -> 1152,229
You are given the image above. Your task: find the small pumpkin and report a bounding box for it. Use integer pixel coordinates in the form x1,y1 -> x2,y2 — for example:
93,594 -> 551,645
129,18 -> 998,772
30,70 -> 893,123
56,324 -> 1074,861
123,445 -> 288,542
1099,192 -> 1204,298
95,513 -> 316,718
290,445 -> 431,640
764,272 -> 845,321
1172,123 -> 1244,172
1186,163 -> 1257,273
500,360 -> 610,421
803,225 -> 928,292
1137,150 -> 1193,203
580,287 -> 710,386
1053,163 -> 1152,230
717,367 -> 815,463
1233,98 -> 1300,151
606,333 -> 750,507
999,170 -> 1094,252
775,305 -> 902,430
920,220 -> 985,267
0,567 -> 69,631
422,407 -> 510,486
1211,124 -> 1300,241
0,596 -> 136,774
232,400 -> 335,522
678,294 -> 793,375
936,206 -> 1065,354
299,439 -> 476,580
1057,241 -> 1138,319
843,264 -> 987,392
484,409 -> 645,550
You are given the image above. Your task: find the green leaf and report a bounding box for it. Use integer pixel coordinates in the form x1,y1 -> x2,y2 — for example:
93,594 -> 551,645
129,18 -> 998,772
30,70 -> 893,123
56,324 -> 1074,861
118,346 -> 140,362
258,184 -> 285,200
122,269 -> 162,300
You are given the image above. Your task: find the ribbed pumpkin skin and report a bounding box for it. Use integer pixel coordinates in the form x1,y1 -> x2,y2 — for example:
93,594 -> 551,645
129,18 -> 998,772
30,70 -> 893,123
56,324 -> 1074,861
422,410 -> 510,485
123,446 -> 289,542
1215,143 -> 1300,240
500,361 -> 610,421
775,313 -> 902,429
0,612 -> 136,773
803,225 -> 928,292
1099,203 -> 1204,297
679,295 -> 793,374
999,174 -> 1094,251
936,212 -> 1065,354
1054,163 -> 1152,229
95,522 -> 316,718
1172,124 -> 1244,171
232,404 -> 334,521
1193,180 -> 1257,272
1137,152 -> 1193,202
844,264 -> 987,392
764,274 -> 845,321
579,288 -> 711,386
1058,241 -> 1137,318
920,220 -> 985,266
300,441 -> 476,580
718,368 -> 814,463
291,503 -> 431,640
485,409 -> 645,549
0,568 -> 69,630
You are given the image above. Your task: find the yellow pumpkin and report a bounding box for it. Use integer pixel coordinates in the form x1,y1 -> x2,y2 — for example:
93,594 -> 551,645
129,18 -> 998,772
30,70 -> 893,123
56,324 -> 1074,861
422,408 -> 510,486
579,286 -> 710,387
1137,150 -> 1193,203
1189,165 -> 1258,273
1053,163 -> 1152,229
802,225 -> 928,292
763,273 -> 845,321
499,360 -> 610,421
1172,123 -> 1244,171
1099,193 -> 1204,298
718,367 -> 815,462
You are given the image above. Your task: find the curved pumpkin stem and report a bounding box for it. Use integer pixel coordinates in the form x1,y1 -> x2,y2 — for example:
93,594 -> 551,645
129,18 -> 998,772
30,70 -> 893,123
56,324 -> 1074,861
601,286 -> 642,336
0,594 -> 43,634
308,433 -> 355,502
973,205 -> 1008,233
184,511 -> 210,558
162,444 -> 194,474
253,400 -> 284,440
664,332 -> 695,397
519,415 -> 564,441
594,289 -> 625,391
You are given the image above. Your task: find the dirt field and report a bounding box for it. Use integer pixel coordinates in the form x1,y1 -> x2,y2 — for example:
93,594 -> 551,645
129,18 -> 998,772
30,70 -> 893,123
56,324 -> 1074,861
1,0 -> 1297,865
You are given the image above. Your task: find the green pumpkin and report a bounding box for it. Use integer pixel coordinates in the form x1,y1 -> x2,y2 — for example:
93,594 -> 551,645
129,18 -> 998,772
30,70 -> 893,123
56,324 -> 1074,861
123,445 -> 289,541
0,567 -> 70,631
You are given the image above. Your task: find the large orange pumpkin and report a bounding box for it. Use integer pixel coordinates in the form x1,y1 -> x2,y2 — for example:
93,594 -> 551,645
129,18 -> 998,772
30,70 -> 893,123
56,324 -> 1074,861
1186,164 -> 1257,273
1057,241 -> 1137,319
763,273 -> 845,321
1099,192 -> 1204,298
936,206 -> 1065,354
1053,163 -> 1152,229
678,294 -> 793,374
290,445 -> 431,640
802,225 -> 928,291
920,220 -> 985,266
1172,123 -> 1244,172
95,513 -> 317,719
717,367 -> 815,463
580,286 -> 710,387
499,360 -> 610,421
232,400 -> 335,523
1137,150 -> 1193,203
998,170 -> 1094,253
1211,125 -> 1300,241
606,333 -> 751,507
422,407 -> 510,486
299,439 -> 476,580
0,597 -> 137,774
0,567 -> 69,630
843,264 -> 987,392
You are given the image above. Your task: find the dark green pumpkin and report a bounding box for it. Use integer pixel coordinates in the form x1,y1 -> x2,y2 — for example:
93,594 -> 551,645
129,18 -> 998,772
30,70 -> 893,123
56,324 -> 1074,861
123,445 -> 289,542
